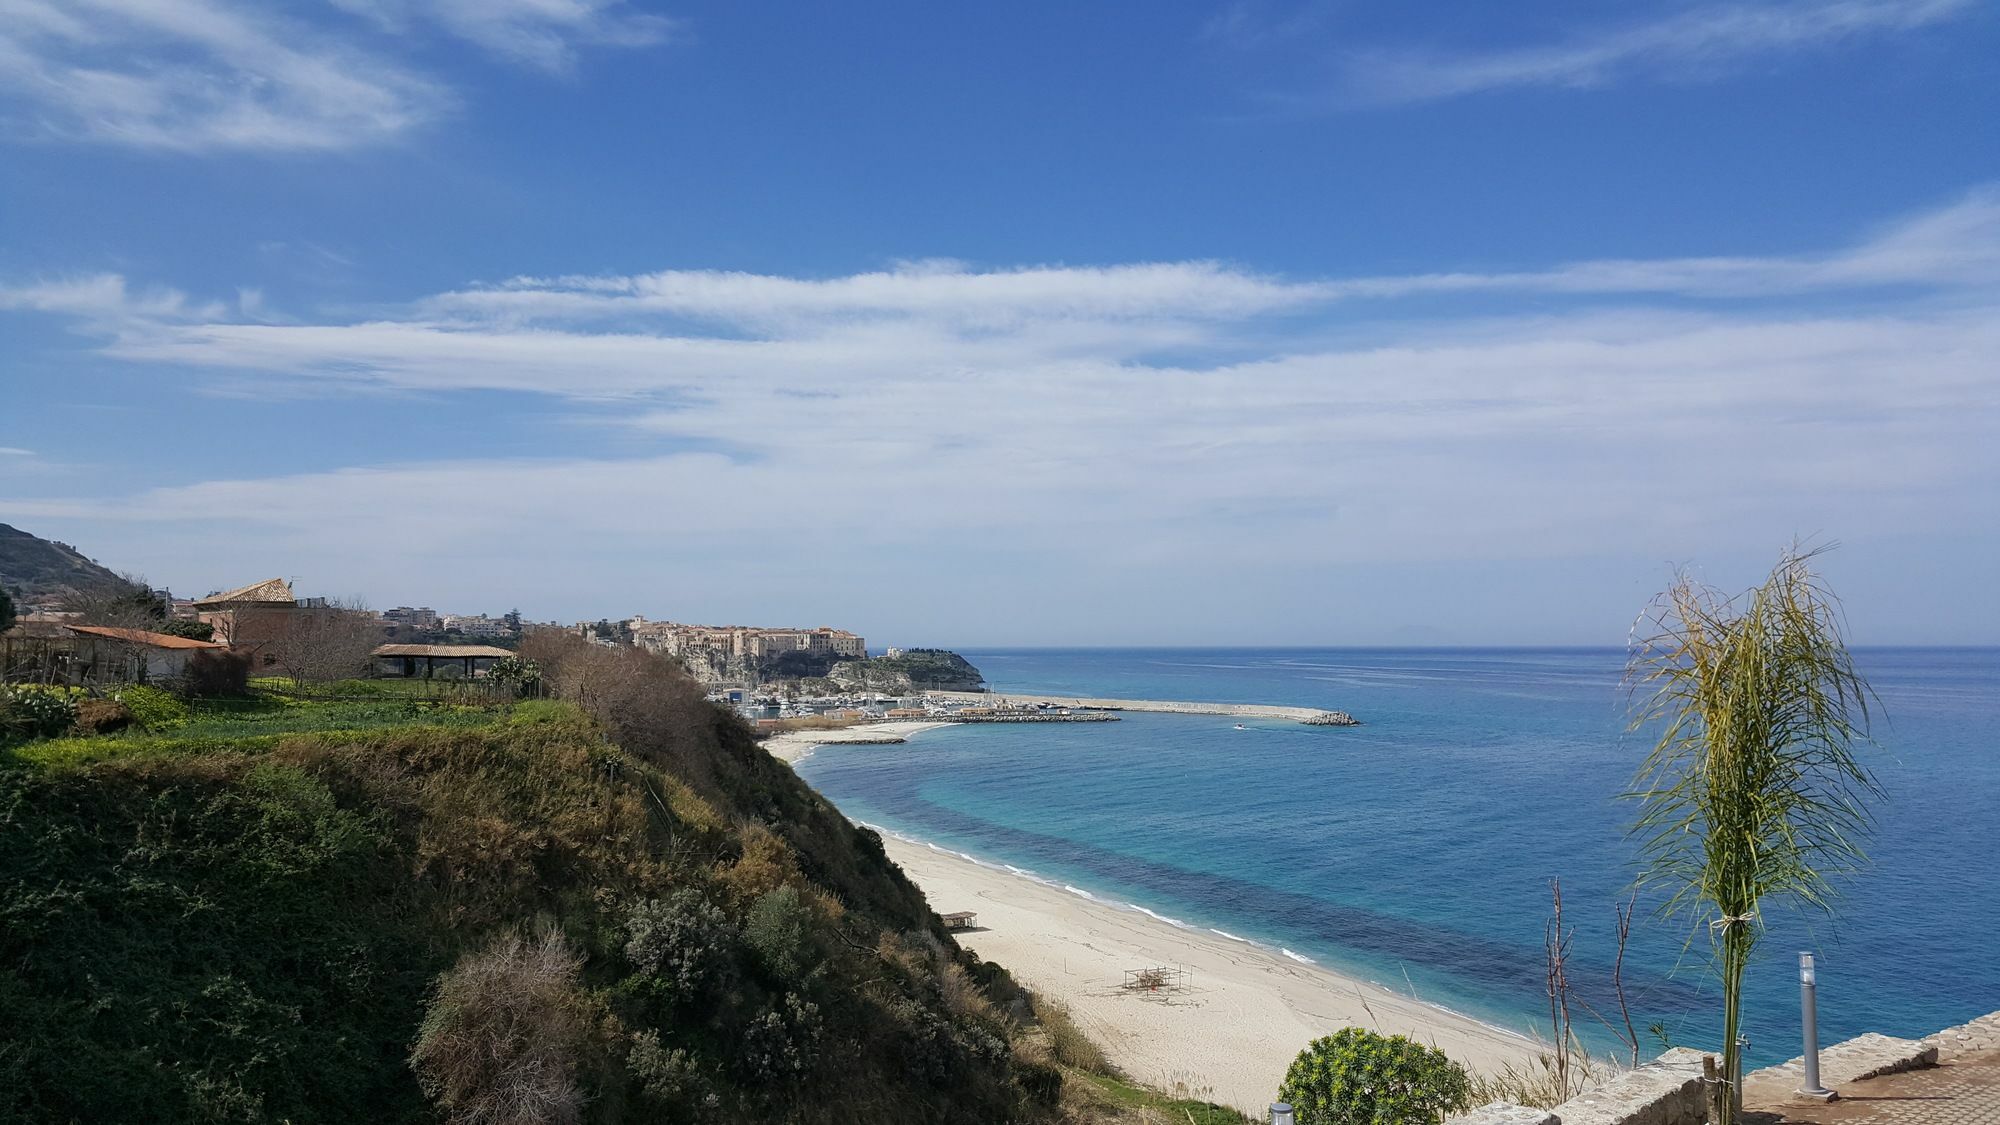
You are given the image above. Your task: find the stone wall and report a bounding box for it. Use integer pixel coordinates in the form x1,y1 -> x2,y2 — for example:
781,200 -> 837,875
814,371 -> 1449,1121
1445,1048 -> 1708,1125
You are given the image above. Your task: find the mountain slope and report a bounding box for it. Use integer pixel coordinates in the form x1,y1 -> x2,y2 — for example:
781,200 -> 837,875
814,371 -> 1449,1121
0,523 -> 135,605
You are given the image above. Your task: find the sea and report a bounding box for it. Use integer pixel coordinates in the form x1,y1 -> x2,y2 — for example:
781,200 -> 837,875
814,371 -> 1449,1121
794,647 -> 2000,1067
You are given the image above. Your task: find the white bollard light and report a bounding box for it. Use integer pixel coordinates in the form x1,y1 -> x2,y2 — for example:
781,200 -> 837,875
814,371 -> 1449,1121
1270,1102 -> 1296,1125
1799,951 -> 1835,1099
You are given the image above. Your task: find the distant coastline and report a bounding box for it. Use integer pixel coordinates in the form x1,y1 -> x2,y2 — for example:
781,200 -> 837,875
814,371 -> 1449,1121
927,690 -> 1359,725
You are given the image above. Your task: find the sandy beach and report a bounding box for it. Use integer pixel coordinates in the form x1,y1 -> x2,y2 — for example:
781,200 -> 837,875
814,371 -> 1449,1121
763,720 -> 960,764
880,834 -> 1542,1115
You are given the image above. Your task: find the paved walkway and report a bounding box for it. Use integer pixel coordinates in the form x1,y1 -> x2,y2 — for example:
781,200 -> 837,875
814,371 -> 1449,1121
1749,1011 -> 2000,1125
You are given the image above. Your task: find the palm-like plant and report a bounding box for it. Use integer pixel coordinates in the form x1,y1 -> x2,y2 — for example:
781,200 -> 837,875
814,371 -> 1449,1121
1626,546 -> 1881,1124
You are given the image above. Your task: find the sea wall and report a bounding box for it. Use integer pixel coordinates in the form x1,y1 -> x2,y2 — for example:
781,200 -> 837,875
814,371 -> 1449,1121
928,691 -> 1357,725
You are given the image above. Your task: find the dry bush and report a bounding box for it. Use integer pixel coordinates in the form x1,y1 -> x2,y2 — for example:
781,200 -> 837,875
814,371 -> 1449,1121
72,698 -> 133,734
1035,996 -> 1110,1074
182,649 -> 251,698
716,823 -> 801,905
411,928 -> 592,1125
1467,1045 -> 1608,1110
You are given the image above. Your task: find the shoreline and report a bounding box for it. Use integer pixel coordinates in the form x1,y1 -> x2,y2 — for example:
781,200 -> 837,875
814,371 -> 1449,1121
763,719 -> 960,765
778,713 -> 1540,1111
878,830 -> 1539,1113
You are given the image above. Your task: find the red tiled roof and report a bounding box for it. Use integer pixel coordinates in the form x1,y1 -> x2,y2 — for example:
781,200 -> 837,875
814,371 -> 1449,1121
64,625 -> 227,650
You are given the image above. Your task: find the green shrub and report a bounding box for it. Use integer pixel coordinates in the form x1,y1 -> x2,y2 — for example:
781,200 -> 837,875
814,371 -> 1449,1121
743,885 -> 818,984
622,889 -> 738,1004
628,1031 -> 719,1115
118,685 -> 190,730
1279,1027 -> 1471,1125
739,992 -> 824,1084
0,686 -> 78,745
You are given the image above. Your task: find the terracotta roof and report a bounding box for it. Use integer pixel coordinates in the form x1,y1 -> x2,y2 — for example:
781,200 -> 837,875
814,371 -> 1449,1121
64,624 -> 227,650
194,578 -> 296,607
372,644 -> 515,659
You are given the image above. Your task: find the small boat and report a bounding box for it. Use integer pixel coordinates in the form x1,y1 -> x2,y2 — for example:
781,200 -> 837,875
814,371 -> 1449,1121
1234,723 -> 1247,731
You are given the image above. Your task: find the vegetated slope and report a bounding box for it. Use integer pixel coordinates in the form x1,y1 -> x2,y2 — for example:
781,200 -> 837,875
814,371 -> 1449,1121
828,649 -> 986,692
0,638 -> 1044,1124
0,522 -> 135,604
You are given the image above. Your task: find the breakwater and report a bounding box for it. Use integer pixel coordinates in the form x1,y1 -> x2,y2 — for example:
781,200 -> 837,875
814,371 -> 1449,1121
927,691 -> 1357,725
951,711 -> 1118,723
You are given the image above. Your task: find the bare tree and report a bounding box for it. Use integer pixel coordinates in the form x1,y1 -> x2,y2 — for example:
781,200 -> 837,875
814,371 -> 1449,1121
65,571 -> 169,631
272,598 -> 384,686
60,572 -> 172,686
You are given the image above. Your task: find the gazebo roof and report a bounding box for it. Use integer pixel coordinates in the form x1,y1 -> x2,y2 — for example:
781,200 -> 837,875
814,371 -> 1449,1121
372,644 -> 516,659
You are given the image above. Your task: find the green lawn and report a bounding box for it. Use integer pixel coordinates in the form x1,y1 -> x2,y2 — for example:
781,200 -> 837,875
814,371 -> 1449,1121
4,683 -> 516,770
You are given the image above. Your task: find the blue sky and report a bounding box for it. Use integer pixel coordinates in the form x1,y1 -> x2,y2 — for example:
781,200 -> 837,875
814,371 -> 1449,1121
1,0 -> 1996,645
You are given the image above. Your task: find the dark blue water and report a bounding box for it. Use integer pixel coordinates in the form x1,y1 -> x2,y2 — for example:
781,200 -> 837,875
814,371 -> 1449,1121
796,648 -> 2000,1066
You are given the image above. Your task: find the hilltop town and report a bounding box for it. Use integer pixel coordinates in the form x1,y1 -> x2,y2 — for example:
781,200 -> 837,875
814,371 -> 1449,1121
0,525 -> 987,714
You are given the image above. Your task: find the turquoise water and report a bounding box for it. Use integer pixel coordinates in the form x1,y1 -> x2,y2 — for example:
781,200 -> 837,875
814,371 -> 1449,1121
796,648 -> 2000,1065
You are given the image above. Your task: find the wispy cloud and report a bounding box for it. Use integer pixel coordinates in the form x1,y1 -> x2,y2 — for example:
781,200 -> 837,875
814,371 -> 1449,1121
329,0 -> 681,73
431,187 -> 2000,330
0,273 -> 227,325
0,0 -> 446,149
1332,0 -> 1973,105
0,0 -> 679,150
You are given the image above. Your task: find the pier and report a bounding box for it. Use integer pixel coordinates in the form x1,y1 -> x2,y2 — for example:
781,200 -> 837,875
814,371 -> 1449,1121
927,691 -> 1357,725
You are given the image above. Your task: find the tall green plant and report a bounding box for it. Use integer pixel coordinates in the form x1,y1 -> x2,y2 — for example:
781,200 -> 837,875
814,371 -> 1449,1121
1626,546 -> 1880,1124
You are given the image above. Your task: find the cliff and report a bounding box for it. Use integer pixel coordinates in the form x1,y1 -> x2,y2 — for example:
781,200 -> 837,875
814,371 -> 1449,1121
827,649 -> 986,693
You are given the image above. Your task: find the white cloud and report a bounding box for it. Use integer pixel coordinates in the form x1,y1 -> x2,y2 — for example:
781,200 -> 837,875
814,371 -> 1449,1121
0,273 -> 226,325
411,187 -> 2000,339
0,0 -> 446,149
3,193 -> 1997,635
0,0 -> 679,150
330,0 -> 680,73
1338,0 -> 1973,105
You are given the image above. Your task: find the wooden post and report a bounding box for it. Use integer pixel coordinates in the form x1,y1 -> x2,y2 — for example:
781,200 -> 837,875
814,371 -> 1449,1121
1703,1054 -> 1724,1123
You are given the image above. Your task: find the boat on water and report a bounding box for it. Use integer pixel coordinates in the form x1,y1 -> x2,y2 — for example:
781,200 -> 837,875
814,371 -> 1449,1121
1233,723 -> 1247,730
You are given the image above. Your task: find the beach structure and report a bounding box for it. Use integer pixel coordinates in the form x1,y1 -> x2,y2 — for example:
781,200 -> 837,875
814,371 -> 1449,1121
940,910 -> 978,930
1122,966 -> 1187,993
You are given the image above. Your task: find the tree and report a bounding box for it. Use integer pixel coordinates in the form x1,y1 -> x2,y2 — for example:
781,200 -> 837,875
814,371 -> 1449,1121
160,618 -> 215,642
0,587 -> 14,633
1279,1027 -> 1470,1125
65,572 -> 168,631
272,599 -> 383,685
1626,546 -> 1880,1124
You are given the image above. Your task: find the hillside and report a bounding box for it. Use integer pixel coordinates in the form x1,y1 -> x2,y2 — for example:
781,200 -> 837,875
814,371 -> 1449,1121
0,636 -> 1244,1124
0,522 -> 136,605
827,649 -> 986,693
